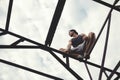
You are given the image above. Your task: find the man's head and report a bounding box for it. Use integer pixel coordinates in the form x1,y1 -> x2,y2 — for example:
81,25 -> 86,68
69,29 -> 78,37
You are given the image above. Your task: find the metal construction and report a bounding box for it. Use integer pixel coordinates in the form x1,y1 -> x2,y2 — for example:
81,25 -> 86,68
0,0 -> 120,80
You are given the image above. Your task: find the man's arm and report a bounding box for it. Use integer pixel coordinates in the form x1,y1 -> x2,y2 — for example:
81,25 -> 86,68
59,40 -> 72,53
66,40 -> 72,50
64,40 -> 72,53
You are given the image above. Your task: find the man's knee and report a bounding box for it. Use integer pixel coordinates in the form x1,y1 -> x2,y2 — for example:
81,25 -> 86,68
89,32 -> 95,38
89,32 -> 95,35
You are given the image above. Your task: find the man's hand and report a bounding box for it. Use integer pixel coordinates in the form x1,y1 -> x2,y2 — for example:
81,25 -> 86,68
64,49 -> 69,54
59,48 -> 69,54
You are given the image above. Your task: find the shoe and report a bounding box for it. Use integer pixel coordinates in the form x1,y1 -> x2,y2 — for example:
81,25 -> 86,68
85,55 -> 90,59
84,52 -> 90,59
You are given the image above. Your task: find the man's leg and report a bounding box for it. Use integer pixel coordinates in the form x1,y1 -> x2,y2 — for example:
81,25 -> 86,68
59,48 -> 69,58
84,32 -> 96,57
59,48 -> 83,59
69,53 -> 83,59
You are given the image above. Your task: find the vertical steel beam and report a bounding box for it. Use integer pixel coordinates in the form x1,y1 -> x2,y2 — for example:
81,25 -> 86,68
45,0 -> 66,46
5,0 -> 13,31
99,0 -> 119,79
66,57 -> 70,67
98,12 -> 111,80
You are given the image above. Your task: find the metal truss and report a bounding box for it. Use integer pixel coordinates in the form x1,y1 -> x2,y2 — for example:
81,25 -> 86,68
0,0 -> 120,80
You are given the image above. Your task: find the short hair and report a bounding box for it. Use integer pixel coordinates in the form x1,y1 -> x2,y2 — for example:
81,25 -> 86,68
69,29 -> 78,34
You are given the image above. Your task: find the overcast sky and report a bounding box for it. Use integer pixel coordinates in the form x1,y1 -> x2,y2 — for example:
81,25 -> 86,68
0,0 -> 120,80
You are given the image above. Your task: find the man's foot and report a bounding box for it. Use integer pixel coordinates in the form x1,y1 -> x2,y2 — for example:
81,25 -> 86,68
85,55 -> 90,59
83,52 -> 90,59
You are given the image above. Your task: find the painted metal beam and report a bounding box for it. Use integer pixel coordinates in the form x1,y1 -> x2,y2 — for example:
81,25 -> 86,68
45,0 -> 66,46
5,0 -> 13,31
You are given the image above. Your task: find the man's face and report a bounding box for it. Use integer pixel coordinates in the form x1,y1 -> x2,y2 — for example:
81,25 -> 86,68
69,31 -> 74,37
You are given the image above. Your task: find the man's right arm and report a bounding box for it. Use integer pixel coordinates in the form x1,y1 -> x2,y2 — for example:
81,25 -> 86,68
64,40 -> 72,53
67,40 -> 72,50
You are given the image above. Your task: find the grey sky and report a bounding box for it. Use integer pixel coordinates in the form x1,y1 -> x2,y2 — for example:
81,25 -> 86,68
0,0 -> 120,80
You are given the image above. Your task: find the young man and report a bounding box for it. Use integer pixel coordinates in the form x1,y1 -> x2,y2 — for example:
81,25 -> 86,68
59,29 -> 96,59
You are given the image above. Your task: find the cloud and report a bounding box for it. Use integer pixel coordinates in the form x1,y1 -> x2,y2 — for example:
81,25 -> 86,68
0,0 -> 120,80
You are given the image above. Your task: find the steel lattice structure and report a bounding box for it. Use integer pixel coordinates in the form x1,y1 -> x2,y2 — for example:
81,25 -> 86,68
0,0 -> 120,80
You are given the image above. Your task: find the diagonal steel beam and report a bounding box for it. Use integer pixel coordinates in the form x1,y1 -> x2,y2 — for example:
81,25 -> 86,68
49,50 -> 83,80
103,70 -> 109,78
93,0 -> 120,12
107,61 -> 120,80
0,59 -> 63,80
11,38 -> 24,46
114,76 -> 120,80
84,63 -> 93,80
0,45 -> 120,76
